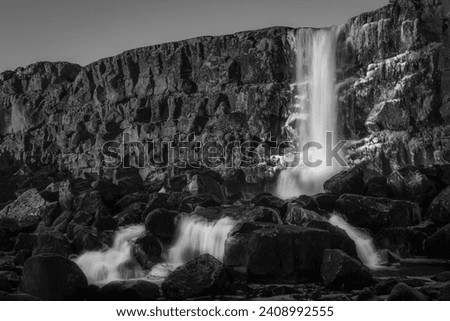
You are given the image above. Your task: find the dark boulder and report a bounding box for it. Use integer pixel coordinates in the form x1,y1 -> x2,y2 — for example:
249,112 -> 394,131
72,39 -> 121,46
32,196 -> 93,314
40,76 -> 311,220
363,176 -> 391,198
33,230 -> 72,257
92,179 -> 119,205
251,194 -> 288,218
144,209 -> 179,241
375,227 -> 427,256
335,194 -> 421,232
13,233 -> 37,252
423,224 -> 450,258
284,205 -> 326,226
320,249 -> 375,291
224,223 -> 330,283
131,232 -> 162,269
311,193 -> 338,212
307,221 -> 358,258
100,280 -> 160,301
93,207 -> 117,231
114,191 -> 149,211
178,194 -> 222,213
419,282 -> 450,300
18,215 -> 41,233
184,173 -> 226,202
387,283 -> 427,301
115,202 -> 147,227
69,225 -> 106,253
144,193 -> 169,215
113,168 -> 144,197
13,249 -> 32,266
323,168 -> 364,196
387,166 -> 439,208
166,192 -> 190,210
51,210 -> 73,234
41,202 -> 61,227
426,187 -> 450,226
21,254 -> 88,300
162,254 -> 230,299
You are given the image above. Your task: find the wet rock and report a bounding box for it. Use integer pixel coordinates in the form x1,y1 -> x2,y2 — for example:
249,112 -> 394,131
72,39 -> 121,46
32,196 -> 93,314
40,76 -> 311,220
420,282 -> 450,300
223,169 -> 247,198
21,254 -> 88,300
41,202 -> 61,227
113,168 -> 144,197
0,217 -> 20,238
185,174 -> 226,202
323,169 -> 364,196
375,227 -> 427,256
423,224 -> 450,258
144,209 -> 179,241
0,188 -> 48,220
18,215 -> 41,233
306,221 -> 358,258
92,179 -> 119,205
225,223 -> 330,283
69,225 -> 106,253
387,283 -> 427,301
426,187 -> 450,226
33,230 -> 72,257
377,249 -> 400,266
13,233 -> 37,252
335,194 -> 422,232
73,191 -> 106,215
14,250 -> 32,266
363,176 -> 391,198
115,202 -> 147,227
93,207 -> 117,231
192,205 -> 282,224
162,254 -> 230,299
131,232 -> 162,269
294,195 -> 319,211
321,249 -> 375,291
100,280 -> 160,301
114,191 -> 149,211
284,205 -> 326,226
51,210 -> 73,234
178,194 -> 222,213
144,193 -> 169,215
387,166 -> 439,208
166,192 -> 190,210
251,194 -> 288,218
311,193 -> 338,212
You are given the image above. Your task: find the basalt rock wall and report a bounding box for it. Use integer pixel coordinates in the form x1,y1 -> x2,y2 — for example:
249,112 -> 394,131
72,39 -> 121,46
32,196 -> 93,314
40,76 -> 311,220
337,0 -> 450,175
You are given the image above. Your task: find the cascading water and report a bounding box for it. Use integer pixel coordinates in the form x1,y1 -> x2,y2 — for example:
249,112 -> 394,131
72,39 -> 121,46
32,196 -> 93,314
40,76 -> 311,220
74,225 -> 146,284
329,214 -> 380,269
276,28 -> 340,199
148,215 -> 237,278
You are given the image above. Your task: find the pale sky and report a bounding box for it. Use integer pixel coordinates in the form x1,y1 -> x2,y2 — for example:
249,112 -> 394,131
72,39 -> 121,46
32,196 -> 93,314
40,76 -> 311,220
0,0 -> 388,72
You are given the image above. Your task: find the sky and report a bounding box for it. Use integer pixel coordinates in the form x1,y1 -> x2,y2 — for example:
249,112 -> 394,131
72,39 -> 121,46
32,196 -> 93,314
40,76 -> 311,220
0,0 -> 388,72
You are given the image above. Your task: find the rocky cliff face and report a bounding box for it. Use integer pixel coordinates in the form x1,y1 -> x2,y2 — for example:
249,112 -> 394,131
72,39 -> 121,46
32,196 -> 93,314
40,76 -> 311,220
0,27 -> 295,184
337,0 -> 450,175
0,0 -> 449,195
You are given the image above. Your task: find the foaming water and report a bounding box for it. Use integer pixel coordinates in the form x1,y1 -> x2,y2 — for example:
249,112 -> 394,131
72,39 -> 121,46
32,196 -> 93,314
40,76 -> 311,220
74,225 -> 146,285
148,215 -> 237,278
329,214 -> 380,269
276,28 -> 341,199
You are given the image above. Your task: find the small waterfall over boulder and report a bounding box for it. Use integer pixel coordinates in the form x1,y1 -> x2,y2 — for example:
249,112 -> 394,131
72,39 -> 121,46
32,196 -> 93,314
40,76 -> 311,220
329,214 -> 380,269
74,225 -> 146,284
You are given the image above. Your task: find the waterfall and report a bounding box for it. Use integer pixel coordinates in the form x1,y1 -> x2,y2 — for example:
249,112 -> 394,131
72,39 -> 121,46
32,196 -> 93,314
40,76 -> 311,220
276,28 -> 340,199
167,215 -> 237,266
329,214 -> 380,269
74,225 -> 146,285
